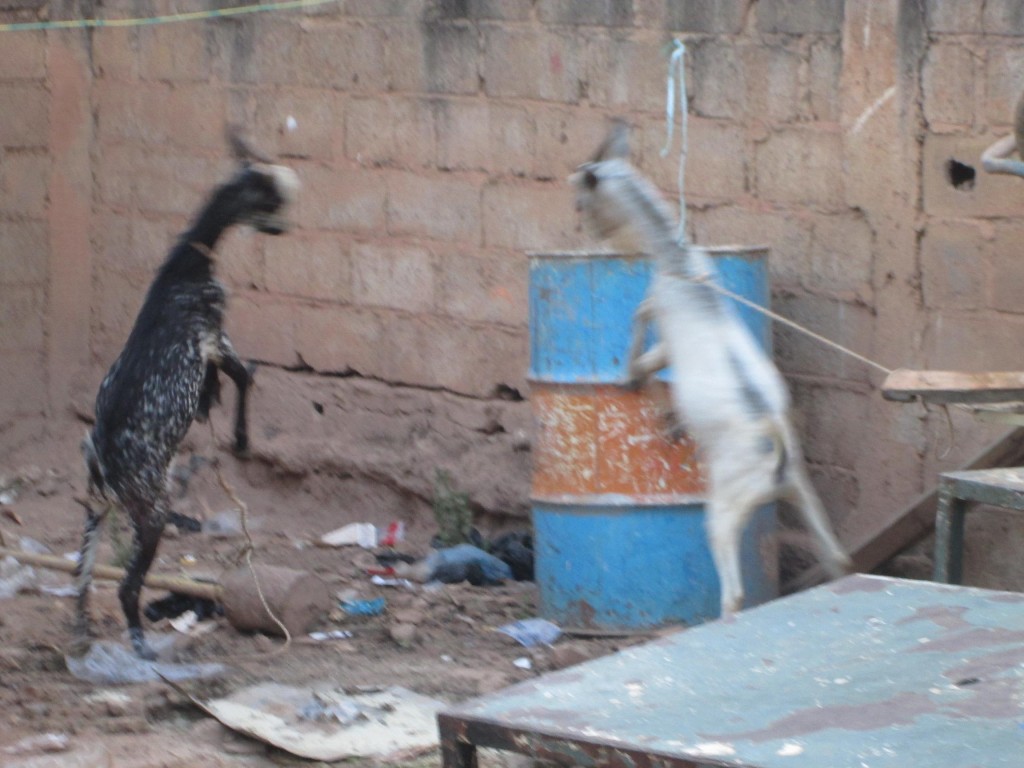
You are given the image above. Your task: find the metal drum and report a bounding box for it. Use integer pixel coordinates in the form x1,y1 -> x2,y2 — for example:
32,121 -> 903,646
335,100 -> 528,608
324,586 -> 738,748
529,247 -> 777,629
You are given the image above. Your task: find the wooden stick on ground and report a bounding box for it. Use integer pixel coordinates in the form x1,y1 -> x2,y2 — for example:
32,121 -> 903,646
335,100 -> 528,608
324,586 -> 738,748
0,546 -> 221,601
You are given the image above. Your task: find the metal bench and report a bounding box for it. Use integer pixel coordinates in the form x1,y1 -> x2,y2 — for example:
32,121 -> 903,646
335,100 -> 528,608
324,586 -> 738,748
934,467 -> 1024,583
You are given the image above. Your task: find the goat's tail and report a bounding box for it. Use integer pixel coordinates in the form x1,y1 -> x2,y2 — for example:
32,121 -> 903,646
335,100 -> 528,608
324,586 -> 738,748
772,417 -> 853,578
81,431 -> 107,499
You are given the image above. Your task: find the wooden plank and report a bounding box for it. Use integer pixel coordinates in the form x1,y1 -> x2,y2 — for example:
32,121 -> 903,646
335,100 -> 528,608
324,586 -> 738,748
785,427 -> 1024,592
882,369 -> 1024,403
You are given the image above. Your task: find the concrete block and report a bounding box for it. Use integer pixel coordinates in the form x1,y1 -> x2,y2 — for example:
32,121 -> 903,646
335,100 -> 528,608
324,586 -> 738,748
90,267 -> 150,361
351,242 -> 436,312
804,464 -> 858,537
922,43 -> 976,128
982,0 -> 1024,35
982,45 -> 1024,129
133,153 -> 220,217
691,205 -> 812,288
386,171 -> 481,243
772,294 -> 875,384
585,32 -> 665,113
0,84 -> 48,148
924,0 -> 982,33
95,83 -> 227,152
345,96 -> 435,169
744,43 -> 803,124
0,350 -> 47,418
482,27 -> 583,103
265,234 -> 351,302
689,40 -> 745,120
632,116 -> 747,203
489,103 -> 537,177
435,99 -> 493,172
420,18 -> 481,95
436,247 -> 528,326
756,0 -> 843,34
91,28 -> 138,80
532,106 -> 606,181
923,311 -> 1024,370
923,133 -> 1024,218
0,151 -> 48,217
809,213 -> 874,300
345,0 -> 426,16
755,127 -> 844,209
298,164 -> 387,233
537,0 -> 635,26
801,384 -> 871,471
253,88 -> 340,161
225,291 -> 300,367
93,213 -> 173,277
481,182 -> 577,251
0,220 -> 47,284
666,0 -> 750,33
295,304 -> 387,376
0,286 -> 44,350
920,219 -> 986,311
389,315 -> 527,396
987,221 -> 1024,314
0,30 -> 46,79
299,22 -> 390,92
809,39 -> 841,121
94,143 -> 142,208
139,24 -> 212,82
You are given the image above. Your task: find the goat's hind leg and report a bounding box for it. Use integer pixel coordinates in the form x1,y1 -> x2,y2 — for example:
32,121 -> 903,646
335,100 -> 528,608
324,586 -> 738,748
72,498 -> 109,654
217,334 -> 255,457
195,361 -> 221,424
119,495 -> 168,660
783,461 -> 853,579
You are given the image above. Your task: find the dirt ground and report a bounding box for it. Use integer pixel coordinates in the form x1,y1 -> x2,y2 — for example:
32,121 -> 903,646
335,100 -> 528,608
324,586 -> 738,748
0,420 -> 646,768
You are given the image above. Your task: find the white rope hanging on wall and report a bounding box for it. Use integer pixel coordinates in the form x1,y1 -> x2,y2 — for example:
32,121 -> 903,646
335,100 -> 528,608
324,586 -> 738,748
661,39 -> 689,245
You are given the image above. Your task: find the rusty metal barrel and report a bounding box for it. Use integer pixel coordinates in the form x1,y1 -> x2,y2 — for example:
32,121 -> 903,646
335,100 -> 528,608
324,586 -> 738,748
528,248 -> 778,629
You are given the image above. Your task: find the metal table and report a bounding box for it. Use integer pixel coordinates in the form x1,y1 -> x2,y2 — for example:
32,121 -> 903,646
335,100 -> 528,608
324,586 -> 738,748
934,467 -> 1024,584
439,575 -> 1024,768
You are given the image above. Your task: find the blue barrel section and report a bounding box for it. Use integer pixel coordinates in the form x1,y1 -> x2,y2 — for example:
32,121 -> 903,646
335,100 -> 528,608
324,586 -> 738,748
528,247 -> 777,630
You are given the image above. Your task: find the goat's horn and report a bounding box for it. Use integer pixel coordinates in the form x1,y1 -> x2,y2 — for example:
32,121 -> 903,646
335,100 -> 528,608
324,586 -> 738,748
226,124 -> 275,165
592,118 -> 631,163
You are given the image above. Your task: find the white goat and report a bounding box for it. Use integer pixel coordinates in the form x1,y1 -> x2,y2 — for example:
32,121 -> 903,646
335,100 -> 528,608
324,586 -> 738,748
570,121 -> 852,615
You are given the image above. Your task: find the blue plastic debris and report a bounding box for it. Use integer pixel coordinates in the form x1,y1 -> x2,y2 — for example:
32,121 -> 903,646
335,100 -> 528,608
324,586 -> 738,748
341,597 -> 387,616
498,618 -> 562,647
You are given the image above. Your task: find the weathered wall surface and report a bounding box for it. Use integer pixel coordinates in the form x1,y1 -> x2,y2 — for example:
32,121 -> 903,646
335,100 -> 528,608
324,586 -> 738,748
4,0 -> 1024,583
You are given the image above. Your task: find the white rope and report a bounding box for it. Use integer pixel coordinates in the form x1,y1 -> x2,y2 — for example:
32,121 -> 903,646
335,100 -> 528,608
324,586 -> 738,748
661,40 -> 688,245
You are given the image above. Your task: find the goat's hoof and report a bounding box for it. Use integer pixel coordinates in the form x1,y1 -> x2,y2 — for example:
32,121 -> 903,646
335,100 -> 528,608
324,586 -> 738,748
232,440 -> 251,460
130,630 -> 158,661
69,634 -> 93,658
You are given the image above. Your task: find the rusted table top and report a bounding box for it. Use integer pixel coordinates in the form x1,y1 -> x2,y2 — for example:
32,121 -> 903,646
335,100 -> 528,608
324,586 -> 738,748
439,575 -> 1024,768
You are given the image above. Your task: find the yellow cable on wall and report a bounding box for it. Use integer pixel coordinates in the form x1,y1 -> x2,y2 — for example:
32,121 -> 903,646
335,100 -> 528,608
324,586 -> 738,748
0,0 -> 338,32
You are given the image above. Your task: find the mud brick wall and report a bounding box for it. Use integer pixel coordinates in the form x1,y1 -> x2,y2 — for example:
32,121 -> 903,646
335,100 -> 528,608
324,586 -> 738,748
4,0 -> 1024,585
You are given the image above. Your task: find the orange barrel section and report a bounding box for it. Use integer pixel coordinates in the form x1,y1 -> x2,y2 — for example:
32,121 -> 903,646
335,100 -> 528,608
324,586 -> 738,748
528,249 -> 778,629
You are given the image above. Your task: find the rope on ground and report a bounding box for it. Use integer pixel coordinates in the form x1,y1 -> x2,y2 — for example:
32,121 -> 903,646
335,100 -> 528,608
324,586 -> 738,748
0,0 -> 339,32
207,421 -> 293,658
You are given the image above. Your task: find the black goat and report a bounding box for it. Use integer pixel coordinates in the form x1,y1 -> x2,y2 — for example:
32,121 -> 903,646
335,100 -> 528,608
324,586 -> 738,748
73,132 -> 298,659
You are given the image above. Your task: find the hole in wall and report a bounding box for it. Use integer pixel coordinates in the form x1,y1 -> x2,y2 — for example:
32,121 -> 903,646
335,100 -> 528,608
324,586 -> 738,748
946,159 -> 976,191
312,401 -> 324,414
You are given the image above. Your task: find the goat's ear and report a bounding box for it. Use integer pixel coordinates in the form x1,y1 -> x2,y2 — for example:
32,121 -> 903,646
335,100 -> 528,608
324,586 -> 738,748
226,124 -> 274,166
591,119 -> 630,163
